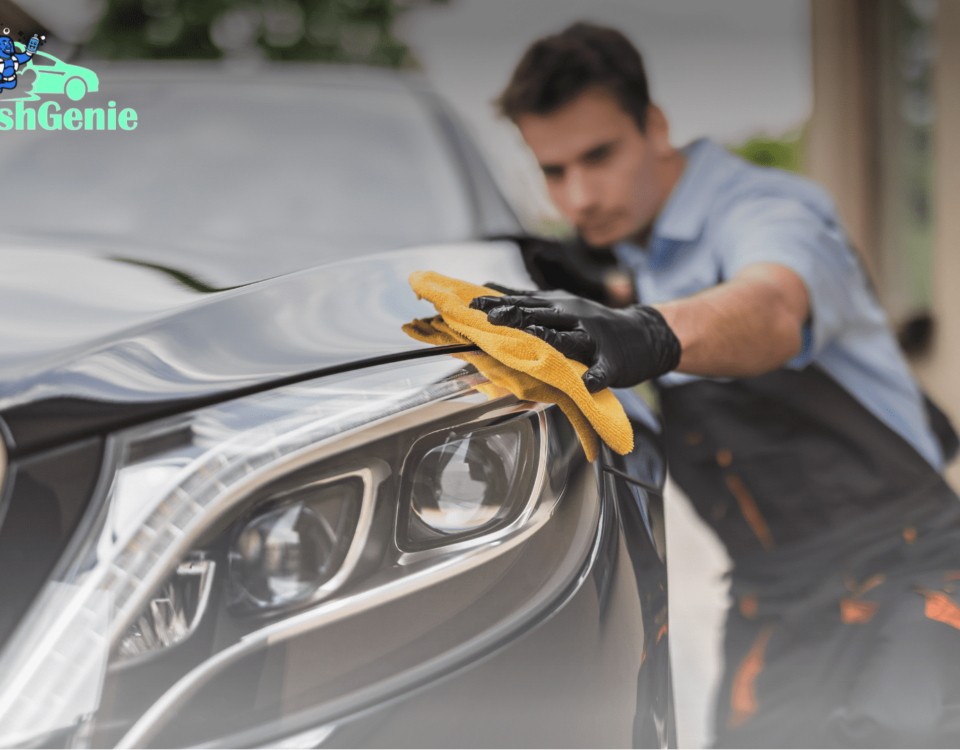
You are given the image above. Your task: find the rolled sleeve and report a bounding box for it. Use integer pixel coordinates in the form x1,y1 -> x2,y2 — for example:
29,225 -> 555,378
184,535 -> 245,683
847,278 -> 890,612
717,196 -> 863,368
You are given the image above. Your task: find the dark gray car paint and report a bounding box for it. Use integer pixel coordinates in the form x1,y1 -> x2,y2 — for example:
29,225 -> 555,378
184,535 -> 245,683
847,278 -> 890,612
0,242 -> 531,455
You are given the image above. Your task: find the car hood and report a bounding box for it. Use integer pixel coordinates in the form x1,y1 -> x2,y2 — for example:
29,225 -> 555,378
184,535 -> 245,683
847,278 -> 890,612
0,240 -> 532,455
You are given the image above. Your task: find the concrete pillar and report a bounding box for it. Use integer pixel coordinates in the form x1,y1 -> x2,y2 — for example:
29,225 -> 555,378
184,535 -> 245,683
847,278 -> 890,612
805,0 -> 880,278
912,0 -> 960,487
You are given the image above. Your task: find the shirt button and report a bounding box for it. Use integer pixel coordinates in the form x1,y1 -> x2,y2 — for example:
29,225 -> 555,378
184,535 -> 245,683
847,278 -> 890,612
716,449 -> 733,467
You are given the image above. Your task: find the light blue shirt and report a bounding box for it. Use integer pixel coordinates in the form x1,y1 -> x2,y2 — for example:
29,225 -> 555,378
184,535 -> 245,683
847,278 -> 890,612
615,138 -> 942,469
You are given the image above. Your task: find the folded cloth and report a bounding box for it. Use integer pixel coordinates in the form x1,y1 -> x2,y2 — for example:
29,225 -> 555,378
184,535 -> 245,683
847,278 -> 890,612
404,315 -> 603,460
404,270 -> 633,461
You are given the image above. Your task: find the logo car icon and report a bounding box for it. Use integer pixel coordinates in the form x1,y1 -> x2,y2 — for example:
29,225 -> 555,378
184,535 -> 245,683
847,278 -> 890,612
21,50 -> 99,101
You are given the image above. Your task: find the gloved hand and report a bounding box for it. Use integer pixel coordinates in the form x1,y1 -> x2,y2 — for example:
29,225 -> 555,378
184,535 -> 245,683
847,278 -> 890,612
471,286 -> 682,393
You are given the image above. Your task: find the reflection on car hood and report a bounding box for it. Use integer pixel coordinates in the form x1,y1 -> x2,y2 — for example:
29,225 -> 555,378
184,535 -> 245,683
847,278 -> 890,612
0,240 -> 532,455
1,229 -> 400,291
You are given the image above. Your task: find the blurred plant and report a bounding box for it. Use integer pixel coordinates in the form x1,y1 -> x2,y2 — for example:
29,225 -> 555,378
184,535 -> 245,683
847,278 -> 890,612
531,214 -> 575,240
730,127 -> 805,173
87,0 -> 447,65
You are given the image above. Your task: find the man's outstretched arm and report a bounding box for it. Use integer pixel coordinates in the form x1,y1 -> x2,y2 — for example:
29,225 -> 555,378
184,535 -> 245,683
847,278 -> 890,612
654,262 -> 810,378
471,261 -> 811,392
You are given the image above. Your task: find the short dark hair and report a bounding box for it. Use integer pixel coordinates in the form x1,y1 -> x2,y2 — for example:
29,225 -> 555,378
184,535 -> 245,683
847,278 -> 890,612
496,22 -> 651,132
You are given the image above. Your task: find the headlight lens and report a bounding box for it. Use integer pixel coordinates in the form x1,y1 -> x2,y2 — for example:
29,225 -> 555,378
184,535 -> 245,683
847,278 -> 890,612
0,355 -> 587,748
404,418 -> 538,547
227,475 -> 363,613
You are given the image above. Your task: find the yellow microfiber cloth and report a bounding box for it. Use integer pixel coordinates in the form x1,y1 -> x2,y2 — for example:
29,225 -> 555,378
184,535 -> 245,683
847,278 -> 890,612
404,270 -> 633,462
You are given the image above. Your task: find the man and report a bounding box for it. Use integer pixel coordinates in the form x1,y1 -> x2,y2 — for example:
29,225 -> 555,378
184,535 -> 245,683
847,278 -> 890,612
472,22 -> 960,747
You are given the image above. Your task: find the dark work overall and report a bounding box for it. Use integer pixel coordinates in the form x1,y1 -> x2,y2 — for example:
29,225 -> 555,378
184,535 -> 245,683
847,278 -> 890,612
659,365 -> 960,748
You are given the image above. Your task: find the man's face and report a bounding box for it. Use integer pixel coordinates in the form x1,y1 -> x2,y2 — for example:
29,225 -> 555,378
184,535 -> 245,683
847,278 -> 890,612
0,37 -> 13,57
517,87 -> 672,247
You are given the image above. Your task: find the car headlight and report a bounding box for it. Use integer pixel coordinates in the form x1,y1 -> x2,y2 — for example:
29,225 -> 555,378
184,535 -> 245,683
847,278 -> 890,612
0,355 -> 598,748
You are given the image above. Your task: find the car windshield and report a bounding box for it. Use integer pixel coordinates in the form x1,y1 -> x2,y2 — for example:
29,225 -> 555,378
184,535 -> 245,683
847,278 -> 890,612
0,73 -> 475,285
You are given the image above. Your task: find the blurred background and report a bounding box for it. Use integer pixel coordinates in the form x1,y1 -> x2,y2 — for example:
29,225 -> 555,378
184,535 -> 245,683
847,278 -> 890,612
3,0 -> 958,746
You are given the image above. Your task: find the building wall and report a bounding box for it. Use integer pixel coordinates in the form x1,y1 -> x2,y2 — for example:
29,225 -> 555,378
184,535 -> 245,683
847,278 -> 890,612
912,0 -> 960,488
806,0 -> 879,278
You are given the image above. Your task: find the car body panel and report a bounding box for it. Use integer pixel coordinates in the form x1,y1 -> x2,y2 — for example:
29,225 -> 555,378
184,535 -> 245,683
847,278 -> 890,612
0,241 -> 531,455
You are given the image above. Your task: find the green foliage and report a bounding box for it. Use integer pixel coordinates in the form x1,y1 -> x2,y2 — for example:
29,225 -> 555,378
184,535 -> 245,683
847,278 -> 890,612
87,0 -> 447,66
730,128 -> 805,173
531,215 -> 575,240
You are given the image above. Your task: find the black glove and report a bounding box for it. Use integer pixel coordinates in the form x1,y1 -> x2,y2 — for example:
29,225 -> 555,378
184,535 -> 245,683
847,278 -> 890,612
470,286 -> 682,393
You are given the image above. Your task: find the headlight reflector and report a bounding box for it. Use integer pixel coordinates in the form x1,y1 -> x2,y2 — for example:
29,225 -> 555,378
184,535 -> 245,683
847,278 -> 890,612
118,558 -> 215,661
405,417 -> 538,547
227,476 -> 363,613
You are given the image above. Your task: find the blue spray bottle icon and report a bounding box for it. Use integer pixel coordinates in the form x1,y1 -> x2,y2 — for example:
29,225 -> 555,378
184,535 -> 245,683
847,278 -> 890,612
26,34 -> 39,54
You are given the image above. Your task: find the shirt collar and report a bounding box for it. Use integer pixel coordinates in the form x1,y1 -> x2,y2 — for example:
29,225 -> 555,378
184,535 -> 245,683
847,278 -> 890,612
651,138 -> 736,243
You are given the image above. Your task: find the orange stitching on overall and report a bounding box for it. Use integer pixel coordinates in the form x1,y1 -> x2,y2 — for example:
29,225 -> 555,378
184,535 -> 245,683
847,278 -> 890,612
725,473 -> 775,550
729,625 -> 774,729
840,598 -> 879,623
921,590 -> 960,630
656,622 -> 669,643
852,574 -> 885,596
